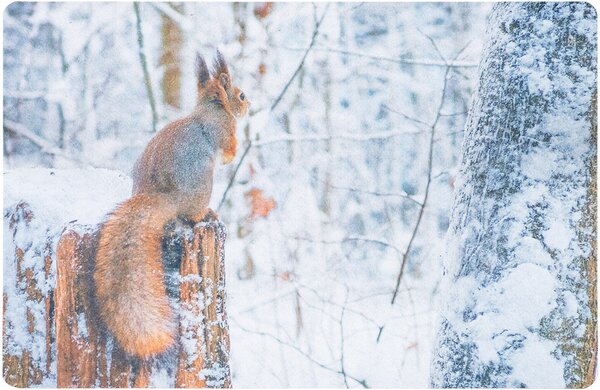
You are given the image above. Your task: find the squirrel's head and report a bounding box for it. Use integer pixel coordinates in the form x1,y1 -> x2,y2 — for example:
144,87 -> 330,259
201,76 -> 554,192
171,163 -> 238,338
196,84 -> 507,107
195,51 -> 249,119
196,51 -> 247,164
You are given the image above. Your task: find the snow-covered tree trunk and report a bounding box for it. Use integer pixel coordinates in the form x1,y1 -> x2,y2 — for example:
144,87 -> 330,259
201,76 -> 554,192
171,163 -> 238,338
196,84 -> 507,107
430,3 -> 596,388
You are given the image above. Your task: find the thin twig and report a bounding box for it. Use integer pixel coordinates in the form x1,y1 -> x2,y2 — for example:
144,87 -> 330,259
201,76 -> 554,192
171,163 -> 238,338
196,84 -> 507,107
339,287 -> 350,388
343,236 -> 403,254
4,90 -> 47,99
217,120 -> 420,208
64,23 -> 112,71
291,234 -> 403,255
390,90 -> 444,305
417,28 -> 448,65
439,111 -> 468,117
382,104 -> 431,128
133,2 -> 158,133
277,45 -> 479,68
238,288 -> 297,314
4,120 -> 75,161
329,184 -> 423,207
271,5 -> 330,111
217,141 -> 252,211
252,127 -> 423,146
232,319 -> 369,388
150,2 -> 192,31
296,283 -> 383,333
390,38 -> 470,305
217,5 -> 330,208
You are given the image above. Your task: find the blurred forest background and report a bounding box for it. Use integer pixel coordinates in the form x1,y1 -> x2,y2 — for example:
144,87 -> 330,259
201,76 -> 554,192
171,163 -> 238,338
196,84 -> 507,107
4,2 -> 493,387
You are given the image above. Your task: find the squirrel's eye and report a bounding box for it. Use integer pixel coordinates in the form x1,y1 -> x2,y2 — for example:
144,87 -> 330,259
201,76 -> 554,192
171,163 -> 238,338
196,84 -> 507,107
239,92 -> 245,101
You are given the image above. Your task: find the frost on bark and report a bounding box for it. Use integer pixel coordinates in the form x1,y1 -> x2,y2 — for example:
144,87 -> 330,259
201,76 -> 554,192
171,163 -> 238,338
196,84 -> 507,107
3,202 -> 231,388
430,3 -> 596,388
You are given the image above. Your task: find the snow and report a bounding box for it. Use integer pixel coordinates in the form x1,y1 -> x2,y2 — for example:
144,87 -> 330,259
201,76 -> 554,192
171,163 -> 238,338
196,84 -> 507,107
6,1 -> 593,388
199,365 -> 228,387
543,219 -> 573,253
510,335 -> 565,388
149,367 -> 175,388
521,149 -> 556,181
3,168 -> 131,384
4,168 -> 131,228
469,263 -> 558,364
514,236 -> 553,267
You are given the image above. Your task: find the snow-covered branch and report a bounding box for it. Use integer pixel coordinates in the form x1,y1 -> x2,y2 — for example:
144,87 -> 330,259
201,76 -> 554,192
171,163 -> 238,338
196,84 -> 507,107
4,120 -> 71,160
279,45 -> 479,68
252,128 -> 423,146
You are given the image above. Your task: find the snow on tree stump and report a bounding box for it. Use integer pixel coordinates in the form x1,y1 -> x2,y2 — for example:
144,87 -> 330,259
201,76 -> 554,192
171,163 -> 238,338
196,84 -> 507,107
3,200 -> 231,388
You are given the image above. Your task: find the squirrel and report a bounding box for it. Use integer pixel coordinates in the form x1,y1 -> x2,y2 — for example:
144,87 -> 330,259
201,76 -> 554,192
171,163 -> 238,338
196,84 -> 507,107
94,51 -> 249,358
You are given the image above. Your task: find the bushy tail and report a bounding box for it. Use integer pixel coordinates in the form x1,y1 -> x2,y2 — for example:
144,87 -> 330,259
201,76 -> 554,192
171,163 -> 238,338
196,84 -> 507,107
94,194 -> 178,357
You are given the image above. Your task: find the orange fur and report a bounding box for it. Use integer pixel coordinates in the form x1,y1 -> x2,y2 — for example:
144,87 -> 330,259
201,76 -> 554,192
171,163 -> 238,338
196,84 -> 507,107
94,51 -> 248,358
95,195 -> 177,357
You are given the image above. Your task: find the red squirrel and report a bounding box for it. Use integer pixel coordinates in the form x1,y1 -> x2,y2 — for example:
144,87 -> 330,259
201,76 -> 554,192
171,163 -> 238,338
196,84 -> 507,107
94,52 -> 248,357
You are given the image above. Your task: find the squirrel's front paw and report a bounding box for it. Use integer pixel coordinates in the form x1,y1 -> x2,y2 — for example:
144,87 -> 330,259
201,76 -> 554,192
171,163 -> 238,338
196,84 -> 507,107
187,209 -> 218,225
189,209 -> 219,225
203,208 -> 219,221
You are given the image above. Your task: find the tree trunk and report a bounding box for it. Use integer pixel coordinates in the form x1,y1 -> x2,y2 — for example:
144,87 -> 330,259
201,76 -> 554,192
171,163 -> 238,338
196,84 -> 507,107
430,3 -> 596,388
3,202 -> 231,388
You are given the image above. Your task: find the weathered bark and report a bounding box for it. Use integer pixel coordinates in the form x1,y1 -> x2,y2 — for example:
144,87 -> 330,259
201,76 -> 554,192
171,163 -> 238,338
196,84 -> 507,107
175,223 -> 231,388
430,3 -> 596,388
3,202 -> 49,387
3,203 -> 231,388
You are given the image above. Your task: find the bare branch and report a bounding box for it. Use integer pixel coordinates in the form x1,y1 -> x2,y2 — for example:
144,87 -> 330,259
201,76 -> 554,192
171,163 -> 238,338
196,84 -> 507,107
252,127 -> 423,147
417,28 -> 447,64
217,141 -> 252,211
231,319 -> 369,388
439,111 -> 468,117
390,40 -> 470,305
133,2 -> 158,133
270,5 -> 330,111
329,184 -> 423,207
381,105 -> 432,128
296,284 -> 384,334
215,5 -> 332,210
291,234 -> 404,256
278,45 -> 479,68
339,287 -> 350,388
150,2 -> 192,31
64,24 -> 112,70
4,13 -> 31,36
238,288 -> 297,314
4,90 -> 47,99
217,123 -> 421,208
4,120 -> 75,161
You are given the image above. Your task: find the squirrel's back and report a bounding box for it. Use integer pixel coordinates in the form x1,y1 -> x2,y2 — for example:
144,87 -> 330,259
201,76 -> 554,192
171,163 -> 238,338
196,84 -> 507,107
132,116 -> 219,210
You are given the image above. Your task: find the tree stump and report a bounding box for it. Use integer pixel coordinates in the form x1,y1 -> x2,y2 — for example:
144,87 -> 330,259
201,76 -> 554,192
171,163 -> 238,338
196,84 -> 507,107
3,201 -> 231,388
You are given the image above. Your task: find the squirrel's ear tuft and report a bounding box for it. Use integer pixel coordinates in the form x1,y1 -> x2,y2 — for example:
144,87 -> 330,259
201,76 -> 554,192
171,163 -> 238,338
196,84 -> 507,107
218,73 -> 231,90
212,50 -> 230,79
196,53 -> 210,87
